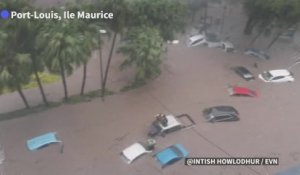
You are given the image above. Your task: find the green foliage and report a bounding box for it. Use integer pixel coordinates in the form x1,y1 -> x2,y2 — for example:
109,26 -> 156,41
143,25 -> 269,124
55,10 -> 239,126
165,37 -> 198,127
118,26 -> 164,84
0,73 -> 60,94
128,0 -> 187,40
243,0 -> 300,34
23,73 -> 60,90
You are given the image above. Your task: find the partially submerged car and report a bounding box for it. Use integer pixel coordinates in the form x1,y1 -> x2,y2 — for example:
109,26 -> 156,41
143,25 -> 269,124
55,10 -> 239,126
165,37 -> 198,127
148,114 -> 195,137
186,34 -> 206,47
186,32 -> 221,48
227,85 -> 258,97
121,142 -> 154,164
258,69 -> 295,83
203,106 -> 239,122
275,165 -> 300,175
221,41 -> 235,52
26,132 -> 63,152
279,27 -> 296,40
154,144 -> 189,168
244,48 -> 270,60
232,66 -> 255,81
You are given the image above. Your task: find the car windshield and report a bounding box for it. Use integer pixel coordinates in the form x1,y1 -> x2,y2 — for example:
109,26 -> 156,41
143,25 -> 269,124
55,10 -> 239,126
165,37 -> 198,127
170,145 -> 183,157
244,74 -> 252,78
262,71 -> 273,80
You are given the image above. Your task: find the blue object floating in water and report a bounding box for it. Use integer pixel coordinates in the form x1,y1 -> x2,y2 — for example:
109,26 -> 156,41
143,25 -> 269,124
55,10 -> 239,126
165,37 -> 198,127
27,132 -> 62,151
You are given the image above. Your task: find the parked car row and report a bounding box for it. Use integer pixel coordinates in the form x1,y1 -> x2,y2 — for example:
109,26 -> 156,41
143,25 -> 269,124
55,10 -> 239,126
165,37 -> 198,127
186,33 -> 235,53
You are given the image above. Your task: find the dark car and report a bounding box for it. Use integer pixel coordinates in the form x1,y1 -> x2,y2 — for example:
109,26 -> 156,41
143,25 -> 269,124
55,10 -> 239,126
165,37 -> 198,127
202,106 -> 239,122
232,66 -> 255,81
244,48 -> 270,60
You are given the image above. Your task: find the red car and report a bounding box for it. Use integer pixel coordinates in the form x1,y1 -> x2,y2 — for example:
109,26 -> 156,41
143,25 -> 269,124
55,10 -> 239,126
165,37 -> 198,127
227,86 -> 258,97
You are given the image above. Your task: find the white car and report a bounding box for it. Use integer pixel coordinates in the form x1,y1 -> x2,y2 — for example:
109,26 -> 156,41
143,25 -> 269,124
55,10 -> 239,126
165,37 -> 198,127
258,69 -> 295,83
186,34 -> 207,47
186,33 -> 222,48
221,41 -> 234,52
121,142 -> 152,164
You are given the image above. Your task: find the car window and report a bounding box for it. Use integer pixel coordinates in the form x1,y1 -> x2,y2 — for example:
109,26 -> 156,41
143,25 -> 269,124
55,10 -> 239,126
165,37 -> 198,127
215,115 -> 232,121
192,39 -> 203,45
272,76 -> 284,80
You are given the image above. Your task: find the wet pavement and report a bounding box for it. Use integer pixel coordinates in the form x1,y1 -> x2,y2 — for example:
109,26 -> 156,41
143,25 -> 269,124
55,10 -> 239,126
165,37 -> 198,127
1,1 -> 300,175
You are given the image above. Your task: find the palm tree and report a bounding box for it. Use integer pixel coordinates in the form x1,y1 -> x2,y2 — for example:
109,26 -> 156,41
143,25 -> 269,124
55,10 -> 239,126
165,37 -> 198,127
0,30 -> 32,109
118,26 -> 164,84
38,19 -> 85,101
17,18 -> 50,106
78,24 -> 99,96
97,0 -> 129,98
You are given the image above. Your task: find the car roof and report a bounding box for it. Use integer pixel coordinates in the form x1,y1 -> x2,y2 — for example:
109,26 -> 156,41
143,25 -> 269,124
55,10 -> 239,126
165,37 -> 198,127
209,106 -> 238,115
231,86 -> 257,96
235,66 -> 251,73
159,115 -> 181,130
122,143 -> 147,163
155,144 -> 188,166
268,69 -> 291,76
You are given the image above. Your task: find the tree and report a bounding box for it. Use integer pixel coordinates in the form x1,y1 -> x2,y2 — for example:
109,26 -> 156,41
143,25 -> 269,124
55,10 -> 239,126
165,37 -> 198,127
95,0 -> 130,98
267,0 -> 300,48
38,17 -> 85,101
118,26 -> 164,85
18,18 -> 50,106
243,0 -> 274,35
0,31 -> 32,109
67,3 -> 101,95
78,24 -> 99,96
128,0 -> 187,41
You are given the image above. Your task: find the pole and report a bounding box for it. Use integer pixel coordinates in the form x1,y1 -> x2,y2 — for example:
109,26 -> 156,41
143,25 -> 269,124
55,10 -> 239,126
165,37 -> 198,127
99,32 -> 104,101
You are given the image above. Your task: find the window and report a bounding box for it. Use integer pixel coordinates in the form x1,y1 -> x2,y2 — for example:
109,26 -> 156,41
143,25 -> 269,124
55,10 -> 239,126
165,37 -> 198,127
272,76 -> 284,80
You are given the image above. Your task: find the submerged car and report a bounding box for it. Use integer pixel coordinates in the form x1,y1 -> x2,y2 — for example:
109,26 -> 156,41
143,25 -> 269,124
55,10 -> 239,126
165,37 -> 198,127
186,34 -> 206,47
244,48 -> 270,60
186,32 -> 221,48
258,69 -> 295,83
232,66 -> 255,81
154,144 -> 189,168
227,86 -> 258,97
280,27 -> 296,40
148,114 -> 195,137
203,106 -> 239,122
121,142 -> 153,164
221,41 -> 235,52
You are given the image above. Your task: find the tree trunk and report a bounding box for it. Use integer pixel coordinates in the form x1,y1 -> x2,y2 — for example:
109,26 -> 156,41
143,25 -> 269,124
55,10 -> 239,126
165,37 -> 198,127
34,70 -> 48,106
267,24 -> 293,49
249,28 -> 265,47
80,62 -> 87,96
31,55 -> 48,106
101,32 -> 117,98
203,2 -> 208,35
59,58 -> 68,101
16,85 -> 30,109
244,17 -> 257,35
99,40 -> 104,89
267,31 -> 282,49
